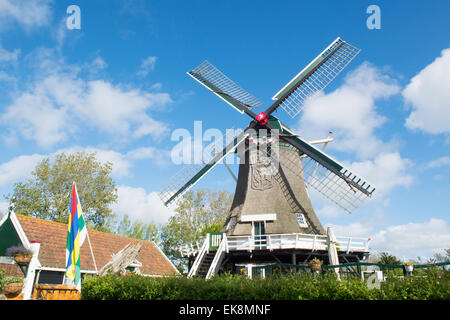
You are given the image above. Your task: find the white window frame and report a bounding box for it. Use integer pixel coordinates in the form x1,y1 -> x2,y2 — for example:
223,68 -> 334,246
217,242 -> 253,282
296,213 -> 308,228
251,221 -> 266,237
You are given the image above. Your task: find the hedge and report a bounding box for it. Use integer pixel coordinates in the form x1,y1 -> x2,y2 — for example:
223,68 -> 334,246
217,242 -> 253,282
81,269 -> 449,300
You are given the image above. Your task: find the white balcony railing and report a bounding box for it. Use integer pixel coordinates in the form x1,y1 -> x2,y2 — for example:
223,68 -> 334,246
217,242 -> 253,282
179,233 -> 371,257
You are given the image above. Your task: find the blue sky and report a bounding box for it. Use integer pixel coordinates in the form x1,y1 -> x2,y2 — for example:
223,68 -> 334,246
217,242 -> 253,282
0,0 -> 449,260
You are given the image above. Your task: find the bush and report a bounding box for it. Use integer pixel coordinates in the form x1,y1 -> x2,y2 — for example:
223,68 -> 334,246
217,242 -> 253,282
81,269 -> 449,300
377,268 -> 450,300
0,268 -> 5,292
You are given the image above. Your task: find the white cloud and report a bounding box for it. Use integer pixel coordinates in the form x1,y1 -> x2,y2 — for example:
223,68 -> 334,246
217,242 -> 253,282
427,156 -> 450,168
0,201 -> 8,215
0,146 -> 171,187
89,57 -> 108,72
0,44 -> 20,63
111,185 -> 174,225
1,128 -> 18,146
329,218 -> 450,259
77,80 -> 171,138
59,146 -> 171,178
328,222 -> 374,238
125,147 -> 171,166
370,219 -> 450,259
2,82 -> 72,148
137,56 -> 157,77
0,70 -> 16,83
1,61 -> 171,147
151,83 -> 163,90
0,154 -> 46,187
297,62 -> 401,159
347,152 -> 414,199
54,146 -> 171,178
315,203 -> 343,218
0,0 -> 53,31
404,49 -> 450,134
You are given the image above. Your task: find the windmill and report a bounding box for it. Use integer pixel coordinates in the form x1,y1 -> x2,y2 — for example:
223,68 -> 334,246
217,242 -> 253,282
159,37 -> 375,278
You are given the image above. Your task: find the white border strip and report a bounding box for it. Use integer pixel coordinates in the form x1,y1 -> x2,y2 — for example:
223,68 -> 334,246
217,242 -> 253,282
240,213 -> 277,222
9,212 -> 32,250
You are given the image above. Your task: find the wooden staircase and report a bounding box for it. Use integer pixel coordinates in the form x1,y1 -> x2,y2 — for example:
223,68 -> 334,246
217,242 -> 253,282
187,233 -> 227,279
195,252 -> 216,278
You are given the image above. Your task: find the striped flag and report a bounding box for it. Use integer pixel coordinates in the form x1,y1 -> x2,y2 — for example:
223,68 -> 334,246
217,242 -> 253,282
65,182 -> 87,291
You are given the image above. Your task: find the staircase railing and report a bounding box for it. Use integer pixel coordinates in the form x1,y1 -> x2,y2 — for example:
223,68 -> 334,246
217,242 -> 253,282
206,233 -> 227,279
187,235 -> 209,278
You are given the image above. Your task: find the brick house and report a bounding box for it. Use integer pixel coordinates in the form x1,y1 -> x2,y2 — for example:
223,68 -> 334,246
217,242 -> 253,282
0,212 -> 179,298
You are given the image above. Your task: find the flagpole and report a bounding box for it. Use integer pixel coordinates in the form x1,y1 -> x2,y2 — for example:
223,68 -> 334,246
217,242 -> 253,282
74,182 -> 98,275
85,227 -> 98,274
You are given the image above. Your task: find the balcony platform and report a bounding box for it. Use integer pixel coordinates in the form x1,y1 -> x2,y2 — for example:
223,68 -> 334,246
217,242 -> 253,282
180,233 -> 371,260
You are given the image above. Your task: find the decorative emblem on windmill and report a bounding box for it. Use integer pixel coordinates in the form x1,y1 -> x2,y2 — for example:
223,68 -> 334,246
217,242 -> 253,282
159,37 -> 375,278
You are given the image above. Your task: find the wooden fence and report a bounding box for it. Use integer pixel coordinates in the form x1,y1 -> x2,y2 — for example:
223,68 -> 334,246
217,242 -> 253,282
32,284 -> 80,300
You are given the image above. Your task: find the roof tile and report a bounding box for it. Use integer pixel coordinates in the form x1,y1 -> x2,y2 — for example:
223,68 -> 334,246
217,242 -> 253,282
16,214 -> 178,276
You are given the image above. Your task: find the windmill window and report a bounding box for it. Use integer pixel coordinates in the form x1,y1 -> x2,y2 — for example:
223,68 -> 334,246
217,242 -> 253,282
296,213 -> 308,228
253,221 -> 267,249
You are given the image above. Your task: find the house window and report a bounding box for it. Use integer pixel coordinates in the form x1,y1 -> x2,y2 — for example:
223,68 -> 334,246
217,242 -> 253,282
38,270 -> 65,285
296,213 -> 308,228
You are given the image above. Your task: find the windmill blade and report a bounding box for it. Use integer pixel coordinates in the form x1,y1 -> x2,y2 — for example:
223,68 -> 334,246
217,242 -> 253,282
158,128 -> 250,207
276,125 -> 375,213
188,60 -> 263,114
268,37 -> 361,118
280,148 -> 373,213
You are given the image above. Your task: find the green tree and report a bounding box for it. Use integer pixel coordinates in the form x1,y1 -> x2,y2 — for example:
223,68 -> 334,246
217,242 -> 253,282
115,214 -> 159,242
160,189 -> 233,270
6,152 -> 118,232
426,249 -> 450,264
377,252 -> 403,265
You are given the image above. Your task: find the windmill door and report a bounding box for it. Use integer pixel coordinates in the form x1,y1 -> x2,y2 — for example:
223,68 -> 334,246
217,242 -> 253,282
253,221 -> 267,250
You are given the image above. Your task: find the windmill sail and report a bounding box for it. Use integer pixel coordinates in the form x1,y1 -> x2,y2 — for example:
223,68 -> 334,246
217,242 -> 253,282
158,128 -> 250,206
270,38 -> 361,118
280,147 -> 373,213
275,124 -> 374,213
188,60 -> 263,114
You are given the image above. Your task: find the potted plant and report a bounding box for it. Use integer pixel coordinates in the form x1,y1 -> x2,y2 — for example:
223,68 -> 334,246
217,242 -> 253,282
309,258 -> 322,271
6,245 -> 33,264
3,277 -> 24,299
403,261 -> 414,273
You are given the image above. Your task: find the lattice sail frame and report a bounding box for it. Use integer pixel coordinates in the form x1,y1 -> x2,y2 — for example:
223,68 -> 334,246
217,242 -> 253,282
158,129 -> 249,206
158,163 -> 203,206
188,60 -> 263,113
274,119 -> 375,213
278,144 -> 373,213
272,38 -> 361,119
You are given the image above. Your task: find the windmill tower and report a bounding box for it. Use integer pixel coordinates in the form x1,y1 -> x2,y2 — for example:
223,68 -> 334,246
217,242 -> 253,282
159,38 -> 375,278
